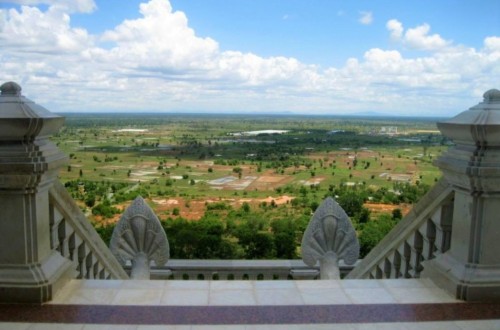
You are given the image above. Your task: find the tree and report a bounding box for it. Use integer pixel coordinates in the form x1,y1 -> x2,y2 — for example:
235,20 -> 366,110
336,191 -> 364,217
235,218 -> 275,259
241,202 -> 251,213
392,208 -> 403,220
84,194 -> 96,208
358,214 -> 395,257
271,218 -> 297,259
358,207 -> 371,224
162,216 -> 238,259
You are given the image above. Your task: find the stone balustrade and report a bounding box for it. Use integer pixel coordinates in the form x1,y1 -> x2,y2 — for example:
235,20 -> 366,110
49,181 -> 128,280
136,259 -> 358,280
347,178 -> 454,279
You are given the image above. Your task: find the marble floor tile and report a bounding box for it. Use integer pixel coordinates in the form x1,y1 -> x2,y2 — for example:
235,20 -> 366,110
341,280 -> 383,289
111,288 -> 163,305
82,325 -> 138,330
209,289 -> 257,305
454,320 -> 500,330
59,288 -> 119,305
0,323 -> 31,330
28,324 -> 84,330
344,288 -> 397,304
161,289 -> 209,306
210,280 -> 253,290
299,288 -> 352,304
165,281 -> 209,290
295,280 -> 341,290
253,280 -> 296,290
386,287 -> 457,303
122,280 -> 166,290
254,288 -> 305,305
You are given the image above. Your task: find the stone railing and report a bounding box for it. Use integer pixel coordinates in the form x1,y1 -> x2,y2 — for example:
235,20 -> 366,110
49,181 -> 129,280
141,259 -> 359,280
347,178 -> 454,279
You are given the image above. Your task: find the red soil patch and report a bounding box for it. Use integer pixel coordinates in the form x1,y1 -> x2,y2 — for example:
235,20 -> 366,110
364,202 -> 412,217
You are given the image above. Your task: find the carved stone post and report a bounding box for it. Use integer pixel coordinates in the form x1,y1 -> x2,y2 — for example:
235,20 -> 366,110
110,196 -> 169,279
421,89 -> 500,301
301,197 -> 359,279
0,82 -> 74,303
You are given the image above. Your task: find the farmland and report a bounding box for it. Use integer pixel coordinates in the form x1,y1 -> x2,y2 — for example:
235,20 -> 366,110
52,113 -> 448,258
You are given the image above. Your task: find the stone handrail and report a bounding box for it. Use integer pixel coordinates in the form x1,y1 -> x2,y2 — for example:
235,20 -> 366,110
347,178 -> 454,279
143,259 -> 359,280
49,181 -> 129,280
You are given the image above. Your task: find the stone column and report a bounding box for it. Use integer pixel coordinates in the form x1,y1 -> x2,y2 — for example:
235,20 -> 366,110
0,82 -> 74,303
421,89 -> 500,301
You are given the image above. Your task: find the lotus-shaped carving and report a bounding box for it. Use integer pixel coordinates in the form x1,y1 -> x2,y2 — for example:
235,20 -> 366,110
110,196 -> 169,279
301,197 -> 359,279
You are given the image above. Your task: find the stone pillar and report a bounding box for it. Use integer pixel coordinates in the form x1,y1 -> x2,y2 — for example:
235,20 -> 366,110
0,82 -> 74,303
421,89 -> 500,301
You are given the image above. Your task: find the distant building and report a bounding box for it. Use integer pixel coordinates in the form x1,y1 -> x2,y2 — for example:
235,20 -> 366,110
379,126 -> 398,135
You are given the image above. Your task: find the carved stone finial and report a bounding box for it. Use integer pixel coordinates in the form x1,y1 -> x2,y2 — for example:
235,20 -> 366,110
301,197 -> 359,279
110,196 -> 169,279
0,81 -> 22,96
483,89 -> 500,103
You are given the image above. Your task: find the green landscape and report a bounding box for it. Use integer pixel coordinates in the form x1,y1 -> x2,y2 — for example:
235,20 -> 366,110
53,113 -> 449,260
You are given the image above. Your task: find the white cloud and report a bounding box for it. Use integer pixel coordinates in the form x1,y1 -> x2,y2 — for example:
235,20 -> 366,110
386,19 -> 403,40
0,5 -> 93,53
100,0 -> 218,70
484,36 -> 500,53
385,19 -> 450,51
358,11 -> 373,25
0,1 -> 498,116
405,23 -> 449,51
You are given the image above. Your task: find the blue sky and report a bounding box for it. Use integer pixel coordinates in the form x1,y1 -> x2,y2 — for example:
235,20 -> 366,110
1,0 -> 499,116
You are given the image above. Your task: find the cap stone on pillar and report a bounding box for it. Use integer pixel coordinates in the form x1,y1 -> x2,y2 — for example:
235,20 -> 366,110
0,82 -> 73,303
421,88 -> 500,301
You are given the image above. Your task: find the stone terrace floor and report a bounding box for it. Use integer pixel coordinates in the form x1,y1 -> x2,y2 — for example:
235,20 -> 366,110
1,279 -> 500,329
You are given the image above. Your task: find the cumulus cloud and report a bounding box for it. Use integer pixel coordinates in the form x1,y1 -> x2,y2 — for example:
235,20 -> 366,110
358,11 -> 373,25
100,0 -> 218,70
386,19 -> 403,40
385,19 -> 450,51
0,5 -> 93,53
405,23 -> 449,50
0,0 -> 498,116
484,36 -> 500,54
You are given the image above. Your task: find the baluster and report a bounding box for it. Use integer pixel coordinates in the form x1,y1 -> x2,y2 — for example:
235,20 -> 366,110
391,250 -> 402,278
49,204 -> 64,251
407,231 -> 423,277
432,201 -> 453,254
68,232 -> 77,262
77,242 -> 89,279
419,219 -> 436,260
85,253 -> 95,279
398,242 -> 411,278
57,220 -> 67,256
383,257 -> 392,278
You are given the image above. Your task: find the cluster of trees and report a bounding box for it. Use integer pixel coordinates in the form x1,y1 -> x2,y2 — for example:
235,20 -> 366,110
70,175 -> 430,259
94,190 -> 409,260
164,205 -> 311,259
96,204 -> 310,260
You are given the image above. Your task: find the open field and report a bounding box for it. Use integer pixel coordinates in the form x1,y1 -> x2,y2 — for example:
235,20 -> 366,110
53,113 -> 448,258
54,113 -> 446,219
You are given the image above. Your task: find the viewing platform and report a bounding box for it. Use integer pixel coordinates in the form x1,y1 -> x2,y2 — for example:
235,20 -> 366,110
0,82 -> 500,329
3,278 -> 500,328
